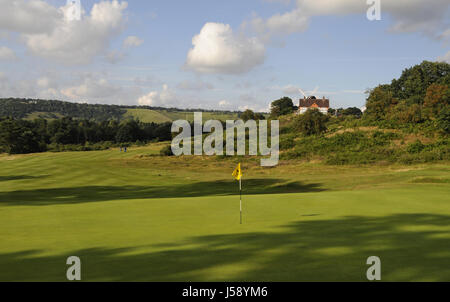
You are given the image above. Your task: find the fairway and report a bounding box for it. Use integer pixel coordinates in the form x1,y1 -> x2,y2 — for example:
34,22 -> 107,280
0,146 -> 449,281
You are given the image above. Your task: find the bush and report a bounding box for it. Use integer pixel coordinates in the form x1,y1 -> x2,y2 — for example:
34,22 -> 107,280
160,145 -> 174,156
436,107 -> 450,134
407,140 -> 425,154
294,109 -> 329,136
371,131 -> 400,146
279,134 -> 295,150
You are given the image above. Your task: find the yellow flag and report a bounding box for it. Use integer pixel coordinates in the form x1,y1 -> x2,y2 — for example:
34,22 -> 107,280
232,163 -> 242,181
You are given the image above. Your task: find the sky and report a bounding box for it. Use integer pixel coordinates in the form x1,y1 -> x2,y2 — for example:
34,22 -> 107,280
0,0 -> 449,112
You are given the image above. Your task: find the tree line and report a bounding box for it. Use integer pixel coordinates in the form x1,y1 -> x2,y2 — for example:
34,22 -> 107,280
364,60 -> 449,129
268,61 -> 449,136
0,98 -> 242,121
0,118 -> 172,154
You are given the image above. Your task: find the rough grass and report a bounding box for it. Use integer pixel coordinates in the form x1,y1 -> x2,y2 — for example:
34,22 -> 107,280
124,109 -> 239,123
0,146 -> 449,281
24,112 -> 64,121
124,109 -> 172,123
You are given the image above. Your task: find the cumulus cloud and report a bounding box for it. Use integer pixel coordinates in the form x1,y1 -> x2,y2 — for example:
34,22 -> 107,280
0,73 -> 37,98
61,76 -> 122,100
137,84 -> 178,106
247,0 -> 450,40
218,100 -> 231,107
0,46 -> 17,60
246,9 -> 309,42
0,0 -> 128,64
123,35 -> 144,48
186,22 -> 265,74
0,0 -> 61,34
0,71 -> 143,104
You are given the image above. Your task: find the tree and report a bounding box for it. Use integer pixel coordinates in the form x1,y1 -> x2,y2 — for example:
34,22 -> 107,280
342,107 -> 363,118
436,106 -> 450,134
0,119 -> 45,154
387,101 -> 423,123
423,83 -> 449,118
364,61 -> 449,123
270,97 -> 294,117
254,113 -> 266,120
364,85 -> 396,120
294,109 -> 329,136
390,61 -> 450,100
240,109 -> 255,122
115,120 -> 142,143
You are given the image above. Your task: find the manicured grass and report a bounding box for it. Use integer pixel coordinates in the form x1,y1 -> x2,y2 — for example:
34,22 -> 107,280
0,147 -> 449,281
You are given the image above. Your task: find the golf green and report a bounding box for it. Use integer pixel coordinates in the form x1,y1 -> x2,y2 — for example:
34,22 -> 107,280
0,146 -> 449,281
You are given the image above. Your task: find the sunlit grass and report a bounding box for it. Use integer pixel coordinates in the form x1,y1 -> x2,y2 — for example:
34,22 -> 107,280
0,145 -> 449,281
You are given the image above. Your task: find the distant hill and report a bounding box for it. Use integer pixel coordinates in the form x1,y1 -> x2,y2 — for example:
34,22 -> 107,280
0,98 -> 242,123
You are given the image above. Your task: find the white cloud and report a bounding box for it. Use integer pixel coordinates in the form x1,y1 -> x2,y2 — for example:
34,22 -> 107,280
0,71 -> 143,105
0,0 -> 61,34
218,100 -> 231,107
437,51 -> 450,63
123,35 -> 144,48
36,77 -> 50,88
0,46 -> 16,60
186,22 -> 265,74
137,84 -> 178,106
61,77 -> 121,100
248,0 -> 450,40
281,84 -> 301,95
1,0 -> 129,64
247,9 -> 309,42
275,84 -> 366,98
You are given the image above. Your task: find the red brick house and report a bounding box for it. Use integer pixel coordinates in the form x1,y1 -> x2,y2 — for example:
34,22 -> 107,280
298,96 -> 330,114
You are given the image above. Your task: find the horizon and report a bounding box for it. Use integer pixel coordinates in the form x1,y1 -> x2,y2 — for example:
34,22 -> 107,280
1,94 -> 369,113
0,0 -> 449,112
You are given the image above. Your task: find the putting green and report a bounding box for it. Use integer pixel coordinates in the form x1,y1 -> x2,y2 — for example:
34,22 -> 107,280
0,146 -> 449,281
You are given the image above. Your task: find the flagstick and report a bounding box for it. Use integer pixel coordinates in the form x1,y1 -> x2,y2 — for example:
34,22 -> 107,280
240,177 -> 242,225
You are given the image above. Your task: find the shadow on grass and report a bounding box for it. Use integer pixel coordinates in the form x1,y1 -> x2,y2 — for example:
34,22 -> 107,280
0,179 -> 325,206
0,175 -> 45,182
1,214 -> 449,281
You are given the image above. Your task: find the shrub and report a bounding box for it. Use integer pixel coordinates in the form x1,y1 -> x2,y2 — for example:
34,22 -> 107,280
407,140 -> 425,154
294,109 -> 329,136
160,145 -> 174,156
279,134 -> 295,150
436,107 -> 450,134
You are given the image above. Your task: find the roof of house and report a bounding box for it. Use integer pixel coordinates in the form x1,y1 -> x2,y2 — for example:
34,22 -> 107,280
299,96 -> 330,108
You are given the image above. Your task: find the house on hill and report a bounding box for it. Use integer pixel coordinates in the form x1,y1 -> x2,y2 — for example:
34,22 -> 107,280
298,96 -> 330,114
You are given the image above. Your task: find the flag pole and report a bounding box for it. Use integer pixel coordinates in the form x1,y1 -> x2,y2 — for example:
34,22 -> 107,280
240,177 -> 242,225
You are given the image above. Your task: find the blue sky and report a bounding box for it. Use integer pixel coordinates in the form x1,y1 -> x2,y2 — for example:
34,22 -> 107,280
0,0 -> 449,111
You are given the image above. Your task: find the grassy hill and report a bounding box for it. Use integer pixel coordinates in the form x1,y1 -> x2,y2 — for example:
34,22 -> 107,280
0,98 -> 241,123
0,145 -> 449,281
123,108 -> 239,123
123,109 -> 173,123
